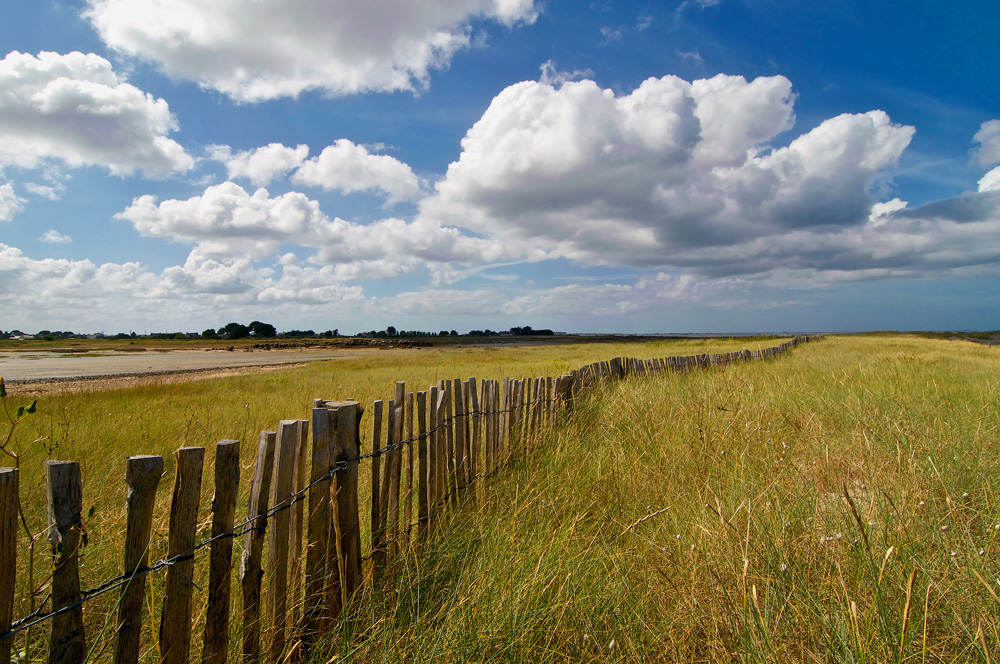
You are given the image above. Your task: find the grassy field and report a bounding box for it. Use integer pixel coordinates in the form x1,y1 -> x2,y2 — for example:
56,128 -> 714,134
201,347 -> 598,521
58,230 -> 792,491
1,335 -> 785,662
3,334 -> 997,662
311,334 -> 1000,663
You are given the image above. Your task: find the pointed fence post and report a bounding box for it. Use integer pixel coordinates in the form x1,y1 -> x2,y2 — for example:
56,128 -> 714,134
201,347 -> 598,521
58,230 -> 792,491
113,456 -> 163,664
202,441 -> 239,664
402,391 -> 415,548
158,447 -> 205,664
369,400 -> 384,579
314,401 -> 362,618
267,422 -> 298,662
416,391 -> 428,541
0,469 -> 18,664
289,419 -> 310,631
241,432 -> 276,664
46,461 -> 85,664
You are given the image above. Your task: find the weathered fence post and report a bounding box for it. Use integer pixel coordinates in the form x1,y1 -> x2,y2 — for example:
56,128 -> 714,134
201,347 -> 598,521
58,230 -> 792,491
416,391 -> 428,541
46,461 -> 85,664
453,379 -> 468,497
443,381 -> 456,506
427,385 -> 441,533
0,469 -> 18,664
242,432 -> 276,663
158,447 -> 204,664
267,422 -> 298,662
289,419 -> 309,631
381,395 -> 401,560
402,391 -> 415,548
113,456 -> 164,664
314,401 -> 362,618
369,400 -> 384,579
202,441 -> 239,664
469,378 -> 481,496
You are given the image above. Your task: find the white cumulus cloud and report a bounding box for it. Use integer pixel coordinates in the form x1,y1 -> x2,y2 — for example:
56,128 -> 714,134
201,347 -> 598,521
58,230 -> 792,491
291,140 -> 422,202
210,143 -> 310,186
118,182 -> 336,260
40,230 -> 72,244
422,73 -> 921,277
0,183 -> 26,221
973,120 -> 1000,167
980,166 -> 1000,193
0,51 -> 194,176
85,0 -> 539,102
115,182 -> 510,277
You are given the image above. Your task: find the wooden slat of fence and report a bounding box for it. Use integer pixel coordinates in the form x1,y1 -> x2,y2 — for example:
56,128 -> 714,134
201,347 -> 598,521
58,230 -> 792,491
202,441 -> 240,664
383,396 -> 400,560
0,468 -> 17,664
425,387 -> 437,534
501,377 -> 511,462
453,379 -> 467,497
435,386 -> 448,526
545,377 -> 553,427
403,391 -> 415,548
111,457 -> 163,664
159,447 -> 205,664
469,378 -> 480,501
318,401 -> 362,617
481,381 -> 491,476
242,432 -> 276,663
304,404 -> 332,634
267,421 -> 298,662
443,382 -> 456,506
46,460 -> 86,664
289,419 -> 309,634
370,400 -> 384,579
481,380 -> 488,477
416,391 -> 428,541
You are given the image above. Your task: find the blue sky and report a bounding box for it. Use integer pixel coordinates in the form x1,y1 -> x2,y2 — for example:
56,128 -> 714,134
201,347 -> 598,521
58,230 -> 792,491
1,0 -> 998,335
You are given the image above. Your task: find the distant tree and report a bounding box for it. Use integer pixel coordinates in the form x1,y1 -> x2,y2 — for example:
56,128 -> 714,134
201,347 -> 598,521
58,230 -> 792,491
220,322 -> 250,340
450,330 -> 458,336
248,321 -> 277,338
202,328 -> 219,339
385,326 -> 397,337
439,330 -> 449,337
282,329 -> 316,338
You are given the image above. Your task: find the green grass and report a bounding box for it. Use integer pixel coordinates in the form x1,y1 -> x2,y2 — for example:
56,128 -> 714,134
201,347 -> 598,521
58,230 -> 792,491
0,336 -> 785,662
312,334 -> 1000,663
6,334 -> 995,662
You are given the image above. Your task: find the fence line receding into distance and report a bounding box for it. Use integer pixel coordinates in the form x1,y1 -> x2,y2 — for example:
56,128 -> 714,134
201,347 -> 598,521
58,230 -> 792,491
0,335 -> 822,664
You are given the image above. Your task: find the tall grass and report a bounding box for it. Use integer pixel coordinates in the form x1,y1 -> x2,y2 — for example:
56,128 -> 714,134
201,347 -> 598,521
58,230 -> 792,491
314,335 -> 1000,663
1,336 -> 782,662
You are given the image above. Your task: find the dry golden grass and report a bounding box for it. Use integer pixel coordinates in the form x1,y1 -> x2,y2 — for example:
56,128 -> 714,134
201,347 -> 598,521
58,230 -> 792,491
0,336 -> 783,662
314,335 -> 1000,663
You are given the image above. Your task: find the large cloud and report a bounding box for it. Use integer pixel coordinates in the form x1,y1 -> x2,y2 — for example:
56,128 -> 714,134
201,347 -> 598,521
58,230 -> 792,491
85,0 -> 538,102
0,51 -> 194,176
0,242 -> 366,329
421,73 -> 937,276
115,182 -> 512,275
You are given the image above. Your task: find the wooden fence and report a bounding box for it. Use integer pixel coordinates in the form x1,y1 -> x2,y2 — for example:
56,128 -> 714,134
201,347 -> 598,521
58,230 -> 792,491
0,335 -> 821,663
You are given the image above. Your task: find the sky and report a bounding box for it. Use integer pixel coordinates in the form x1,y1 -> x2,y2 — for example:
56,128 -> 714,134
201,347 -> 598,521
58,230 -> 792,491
1,0 -> 998,335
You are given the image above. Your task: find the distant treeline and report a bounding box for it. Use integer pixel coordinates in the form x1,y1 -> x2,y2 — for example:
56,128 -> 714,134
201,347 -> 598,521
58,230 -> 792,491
2,323 -> 556,341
